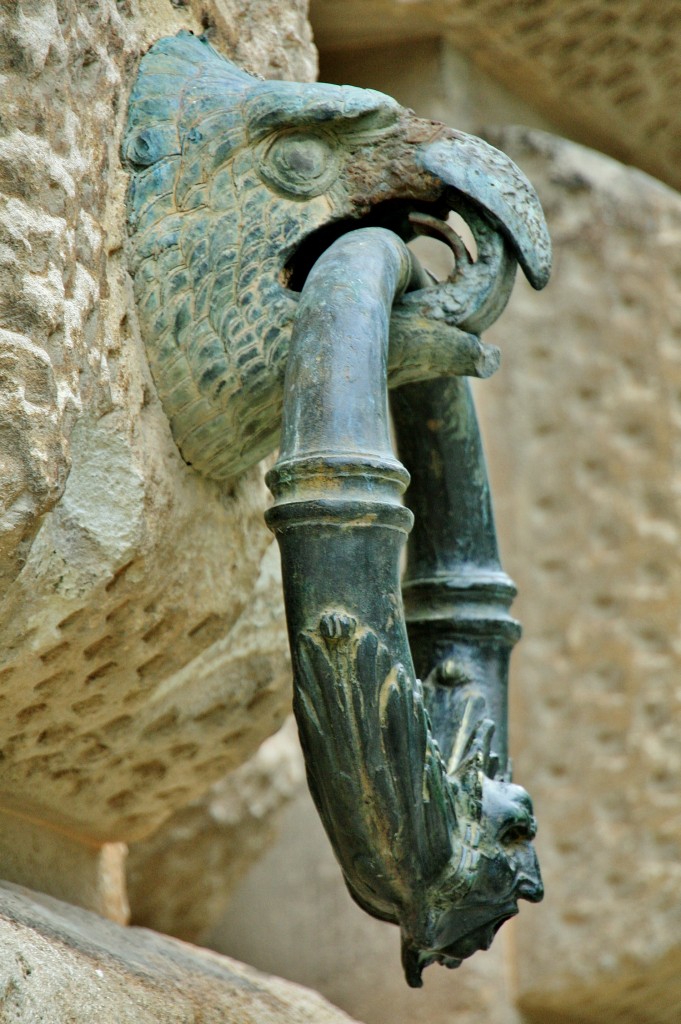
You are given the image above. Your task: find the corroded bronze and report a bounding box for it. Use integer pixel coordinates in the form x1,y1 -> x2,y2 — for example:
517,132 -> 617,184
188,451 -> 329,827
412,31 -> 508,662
266,229 -> 544,986
123,31 -> 548,481
125,32 -> 550,986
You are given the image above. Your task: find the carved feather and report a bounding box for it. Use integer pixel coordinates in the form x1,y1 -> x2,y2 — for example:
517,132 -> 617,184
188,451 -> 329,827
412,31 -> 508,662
293,614 -> 456,921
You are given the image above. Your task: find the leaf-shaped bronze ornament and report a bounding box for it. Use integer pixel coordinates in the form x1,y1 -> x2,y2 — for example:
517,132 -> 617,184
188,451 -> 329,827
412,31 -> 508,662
294,611 -> 541,986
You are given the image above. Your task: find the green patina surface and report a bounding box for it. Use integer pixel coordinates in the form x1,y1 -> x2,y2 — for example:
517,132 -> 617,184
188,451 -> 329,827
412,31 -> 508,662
125,33 -> 551,986
267,231 -> 545,986
123,31 -> 548,482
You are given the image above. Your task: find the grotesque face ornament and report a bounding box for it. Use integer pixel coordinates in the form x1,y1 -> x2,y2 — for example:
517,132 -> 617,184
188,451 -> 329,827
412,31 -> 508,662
291,618 -> 545,989
401,768 -> 544,987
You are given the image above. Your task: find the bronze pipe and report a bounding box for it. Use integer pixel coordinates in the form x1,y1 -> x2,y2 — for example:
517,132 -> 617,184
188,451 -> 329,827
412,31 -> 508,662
266,227 -> 542,988
391,376 -> 520,778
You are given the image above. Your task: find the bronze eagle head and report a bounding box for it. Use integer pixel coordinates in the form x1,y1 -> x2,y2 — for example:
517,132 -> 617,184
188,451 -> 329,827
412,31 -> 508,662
123,31 -> 549,482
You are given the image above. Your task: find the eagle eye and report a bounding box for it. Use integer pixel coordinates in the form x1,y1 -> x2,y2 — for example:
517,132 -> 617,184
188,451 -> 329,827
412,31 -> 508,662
259,129 -> 339,198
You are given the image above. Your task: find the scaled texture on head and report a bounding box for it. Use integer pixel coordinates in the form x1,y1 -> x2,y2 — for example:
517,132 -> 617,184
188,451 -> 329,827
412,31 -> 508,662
124,32 -> 550,482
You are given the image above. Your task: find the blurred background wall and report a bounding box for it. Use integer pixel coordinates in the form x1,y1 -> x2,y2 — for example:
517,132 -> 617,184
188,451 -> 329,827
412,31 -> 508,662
200,8 -> 681,1024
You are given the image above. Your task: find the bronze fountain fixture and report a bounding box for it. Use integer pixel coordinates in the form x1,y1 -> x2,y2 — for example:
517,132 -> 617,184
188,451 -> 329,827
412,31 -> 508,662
124,31 -> 550,986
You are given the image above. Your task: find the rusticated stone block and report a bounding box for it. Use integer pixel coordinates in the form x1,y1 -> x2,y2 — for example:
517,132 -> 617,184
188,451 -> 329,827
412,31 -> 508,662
0,0 -> 314,894
479,127 -> 681,1024
0,880 -> 359,1024
127,717 -> 305,942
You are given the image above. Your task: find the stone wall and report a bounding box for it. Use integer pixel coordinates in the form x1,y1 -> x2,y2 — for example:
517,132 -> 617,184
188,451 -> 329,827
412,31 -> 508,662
311,0 -> 681,193
0,0 -> 318,906
0,880 -> 358,1024
127,716 -> 305,942
207,41 -> 681,1024
486,127 -> 681,1024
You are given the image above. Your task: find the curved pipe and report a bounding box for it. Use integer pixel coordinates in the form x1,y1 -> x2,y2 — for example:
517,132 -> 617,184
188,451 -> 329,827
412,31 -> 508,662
391,375 -> 520,778
266,227 -> 542,987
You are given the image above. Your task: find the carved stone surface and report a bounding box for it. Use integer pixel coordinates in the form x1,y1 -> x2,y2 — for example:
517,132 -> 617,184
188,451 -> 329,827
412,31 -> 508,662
0,0 -> 311,869
0,880 -> 359,1024
127,717 -> 304,942
311,0 -> 681,193
479,128 -> 681,1024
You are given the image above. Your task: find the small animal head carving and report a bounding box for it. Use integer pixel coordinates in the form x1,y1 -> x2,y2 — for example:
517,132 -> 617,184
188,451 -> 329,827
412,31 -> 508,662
123,32 -> 549,481
400,722 -> 543,986
295,618 -> 543,988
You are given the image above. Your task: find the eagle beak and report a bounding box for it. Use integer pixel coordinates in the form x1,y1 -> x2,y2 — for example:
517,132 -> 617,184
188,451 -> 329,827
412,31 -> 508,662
415,126 -> 552,291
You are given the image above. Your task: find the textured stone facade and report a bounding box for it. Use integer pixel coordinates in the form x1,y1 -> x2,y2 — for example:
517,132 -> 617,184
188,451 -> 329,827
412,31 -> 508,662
311,0 -> 681,193
127,717 -> 304,942
0,0 -> 316,885
483,127 -> 681,1024
0,880 -> 358,1024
